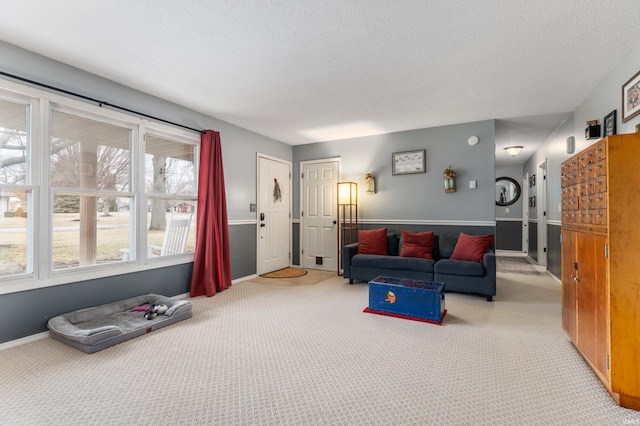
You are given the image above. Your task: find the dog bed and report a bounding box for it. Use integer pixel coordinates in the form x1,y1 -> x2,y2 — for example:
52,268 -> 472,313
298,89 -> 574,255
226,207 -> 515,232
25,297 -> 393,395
47,294 -> 192,353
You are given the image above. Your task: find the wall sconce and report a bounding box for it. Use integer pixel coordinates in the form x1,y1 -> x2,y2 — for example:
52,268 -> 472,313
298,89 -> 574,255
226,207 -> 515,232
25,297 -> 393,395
468,135 -> 479,146
364,172 -> 375,193
442,166 -> 456,193
504,146 -> 523,157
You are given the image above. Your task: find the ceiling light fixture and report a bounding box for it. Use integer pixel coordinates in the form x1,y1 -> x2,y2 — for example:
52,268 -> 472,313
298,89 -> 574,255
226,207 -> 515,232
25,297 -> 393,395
504,146 -> 523,157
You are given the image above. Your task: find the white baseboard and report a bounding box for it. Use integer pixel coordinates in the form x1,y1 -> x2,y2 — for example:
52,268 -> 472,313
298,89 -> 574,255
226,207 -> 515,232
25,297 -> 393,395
0,331 -> 49,352
233,274 -> 257,284
495,250 -> 527,257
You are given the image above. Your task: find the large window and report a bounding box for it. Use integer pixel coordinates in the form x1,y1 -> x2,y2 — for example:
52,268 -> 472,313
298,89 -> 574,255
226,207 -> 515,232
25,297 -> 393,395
51,111 -> 133,269
0,96 -> 32,277
0,83 -> 199,288
144,134 -> 196,259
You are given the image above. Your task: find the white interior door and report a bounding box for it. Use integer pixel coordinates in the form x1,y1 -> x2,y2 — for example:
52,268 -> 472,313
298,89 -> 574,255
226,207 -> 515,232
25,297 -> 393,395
301,159 -> 339,271
537,159 -> 548,267
522,172 -> 529,255
258,155 -> 291,274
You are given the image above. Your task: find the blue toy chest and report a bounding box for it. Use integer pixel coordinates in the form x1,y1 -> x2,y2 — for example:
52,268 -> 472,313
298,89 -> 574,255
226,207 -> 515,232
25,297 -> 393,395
367,276 -> 446,323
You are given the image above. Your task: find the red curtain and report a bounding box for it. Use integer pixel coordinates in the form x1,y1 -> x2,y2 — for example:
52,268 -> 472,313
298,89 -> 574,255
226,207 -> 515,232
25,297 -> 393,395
190,130 -> 232,297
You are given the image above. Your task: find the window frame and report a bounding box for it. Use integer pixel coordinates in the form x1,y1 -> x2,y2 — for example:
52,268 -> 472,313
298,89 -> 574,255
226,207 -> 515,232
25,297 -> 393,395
0,78 -> 199,295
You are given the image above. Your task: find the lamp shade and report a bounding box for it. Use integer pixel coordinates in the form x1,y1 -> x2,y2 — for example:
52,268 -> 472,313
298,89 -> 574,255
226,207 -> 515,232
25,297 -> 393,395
504,146 -> 523,157
337,181 -> 358,205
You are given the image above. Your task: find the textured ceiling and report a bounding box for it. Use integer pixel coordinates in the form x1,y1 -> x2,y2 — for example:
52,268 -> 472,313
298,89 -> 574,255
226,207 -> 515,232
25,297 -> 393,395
1,1 -> 640,165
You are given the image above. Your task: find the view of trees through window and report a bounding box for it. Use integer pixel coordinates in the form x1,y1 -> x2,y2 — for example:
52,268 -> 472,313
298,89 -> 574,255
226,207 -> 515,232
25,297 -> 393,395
0,97 -> 30,276
0,90 -> 197,280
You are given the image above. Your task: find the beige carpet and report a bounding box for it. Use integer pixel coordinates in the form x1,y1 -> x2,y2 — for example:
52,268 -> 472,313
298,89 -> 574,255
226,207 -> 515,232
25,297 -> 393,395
1,271 -> 640,425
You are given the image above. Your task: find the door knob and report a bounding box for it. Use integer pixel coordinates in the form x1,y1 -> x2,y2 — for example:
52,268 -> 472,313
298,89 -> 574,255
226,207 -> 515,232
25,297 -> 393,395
333,220 -> 337,224
260,223 -> 266,228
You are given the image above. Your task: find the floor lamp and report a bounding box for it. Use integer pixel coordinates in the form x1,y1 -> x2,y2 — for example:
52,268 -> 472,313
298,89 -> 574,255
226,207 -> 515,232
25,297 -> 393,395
337,181 -> 358,275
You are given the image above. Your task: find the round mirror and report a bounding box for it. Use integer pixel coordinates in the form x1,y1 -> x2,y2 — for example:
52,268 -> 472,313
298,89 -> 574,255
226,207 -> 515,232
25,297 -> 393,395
495,177 -> 521,206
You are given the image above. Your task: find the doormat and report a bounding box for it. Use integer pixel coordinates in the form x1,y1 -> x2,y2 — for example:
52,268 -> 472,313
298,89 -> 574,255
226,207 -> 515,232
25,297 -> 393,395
260,267 -> 308,278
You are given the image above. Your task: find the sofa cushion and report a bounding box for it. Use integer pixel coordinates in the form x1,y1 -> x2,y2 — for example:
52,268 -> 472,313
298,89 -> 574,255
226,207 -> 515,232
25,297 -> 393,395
450,232 -> 494,263
436,234 -> 459,259
352,254 -> 434,273
358,228 -> 388,255
400,230 -> 434,260
435,259 -> 486,277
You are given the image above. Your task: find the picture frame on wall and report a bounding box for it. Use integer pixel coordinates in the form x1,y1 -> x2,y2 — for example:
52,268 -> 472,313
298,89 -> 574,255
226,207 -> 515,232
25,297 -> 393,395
604,110 -> 617,136
392,149 -> 426,175
622,70 -> 640,122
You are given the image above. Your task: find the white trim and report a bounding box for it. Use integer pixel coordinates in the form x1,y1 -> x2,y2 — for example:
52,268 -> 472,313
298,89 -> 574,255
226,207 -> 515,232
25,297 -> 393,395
0,256 -> 194,296
495,249 -> 526,257
292,218 -> 300,224
358,219 -> 495,227
495,218 -> 523,222
547,220 -> 561,226
528,218 -> 539,224
233,274 -> 257,284
547,270 -> 561,284
0,331 -> 49,352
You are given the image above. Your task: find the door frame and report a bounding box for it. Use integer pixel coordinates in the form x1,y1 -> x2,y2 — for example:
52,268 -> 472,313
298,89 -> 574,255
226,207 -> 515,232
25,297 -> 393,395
537,158 -> 548,267
522,172 -> 529,254
256,153 -> 292,275
299,157 -> 341,270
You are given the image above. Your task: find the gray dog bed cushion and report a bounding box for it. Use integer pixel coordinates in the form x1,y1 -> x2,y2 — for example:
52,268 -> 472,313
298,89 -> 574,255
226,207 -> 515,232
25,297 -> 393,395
47,294 -> 192,353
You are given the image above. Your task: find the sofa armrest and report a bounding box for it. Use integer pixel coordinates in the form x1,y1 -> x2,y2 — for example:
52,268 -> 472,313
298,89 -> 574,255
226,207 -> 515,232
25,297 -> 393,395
342,243 -> 359,279
483,250 -> 496,301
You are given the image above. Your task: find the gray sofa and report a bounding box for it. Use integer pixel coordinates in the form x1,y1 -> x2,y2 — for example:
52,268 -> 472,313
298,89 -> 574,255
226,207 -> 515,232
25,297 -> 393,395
343,233 -> 496,301
47,294 -> 192,353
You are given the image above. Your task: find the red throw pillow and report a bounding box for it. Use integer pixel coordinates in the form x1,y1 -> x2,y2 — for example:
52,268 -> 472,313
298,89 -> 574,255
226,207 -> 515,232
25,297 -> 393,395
400,230 -> 434,260
358,228 -> 388,255
450,232 -> 494,263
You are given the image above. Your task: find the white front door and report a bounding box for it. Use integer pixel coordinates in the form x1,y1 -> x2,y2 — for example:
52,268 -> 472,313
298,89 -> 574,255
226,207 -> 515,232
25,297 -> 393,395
301,159 -> 339,271
258,155 -> 291,275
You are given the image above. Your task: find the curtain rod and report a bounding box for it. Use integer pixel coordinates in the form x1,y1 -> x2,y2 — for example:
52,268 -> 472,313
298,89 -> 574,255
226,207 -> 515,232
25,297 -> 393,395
0,70 -> 204,134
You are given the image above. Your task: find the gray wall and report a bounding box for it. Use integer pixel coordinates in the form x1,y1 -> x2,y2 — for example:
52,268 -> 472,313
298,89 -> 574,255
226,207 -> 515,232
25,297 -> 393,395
524,39 -> 640,280
0,41 -> 291,343
495,165 -> 524,251
0,264 -> 193,342
293,120 -> 496,223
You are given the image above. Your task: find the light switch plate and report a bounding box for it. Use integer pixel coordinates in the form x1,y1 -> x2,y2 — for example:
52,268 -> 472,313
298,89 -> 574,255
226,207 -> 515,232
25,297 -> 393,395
469,180 -> 477,189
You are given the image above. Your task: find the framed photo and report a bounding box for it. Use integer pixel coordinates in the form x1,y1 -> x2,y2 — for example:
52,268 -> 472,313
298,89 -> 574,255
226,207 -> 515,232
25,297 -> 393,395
622,70 -> 640,122
392,149 -> 426,175
604,110 -> 617,136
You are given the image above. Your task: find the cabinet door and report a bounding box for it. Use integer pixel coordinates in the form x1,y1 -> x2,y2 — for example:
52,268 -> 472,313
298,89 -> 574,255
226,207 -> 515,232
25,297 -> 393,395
576,233 -> 608,377
561,230 -> 577,341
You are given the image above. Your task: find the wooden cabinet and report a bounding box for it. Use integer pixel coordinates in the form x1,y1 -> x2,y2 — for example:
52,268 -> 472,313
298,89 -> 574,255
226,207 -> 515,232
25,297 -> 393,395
561,133 -> 640,410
